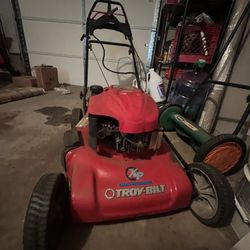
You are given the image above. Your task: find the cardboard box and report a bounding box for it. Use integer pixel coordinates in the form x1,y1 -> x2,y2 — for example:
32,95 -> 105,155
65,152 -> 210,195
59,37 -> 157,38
34,65 -> 59,90
12,76 -> 37,87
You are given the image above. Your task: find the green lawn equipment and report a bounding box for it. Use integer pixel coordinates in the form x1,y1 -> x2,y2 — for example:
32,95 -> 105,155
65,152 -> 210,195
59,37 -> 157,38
159,104 -> 247,175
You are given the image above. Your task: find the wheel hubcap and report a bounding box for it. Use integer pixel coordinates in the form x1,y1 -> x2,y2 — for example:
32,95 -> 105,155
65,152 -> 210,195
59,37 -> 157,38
204,142 -> 242,173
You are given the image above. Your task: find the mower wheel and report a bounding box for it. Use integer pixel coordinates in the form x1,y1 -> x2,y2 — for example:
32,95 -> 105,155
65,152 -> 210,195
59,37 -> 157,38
190,163 -> 235,227
23,173 -> 68,250
194,134 -> 247,175
71,108 -> 83,128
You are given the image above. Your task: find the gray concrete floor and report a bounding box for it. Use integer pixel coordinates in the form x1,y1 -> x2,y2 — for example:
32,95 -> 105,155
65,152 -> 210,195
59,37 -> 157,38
0,86 -> 238,250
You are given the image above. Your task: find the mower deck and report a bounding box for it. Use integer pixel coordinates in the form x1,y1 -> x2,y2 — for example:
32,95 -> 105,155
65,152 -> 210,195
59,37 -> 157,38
65,127 -> 193,223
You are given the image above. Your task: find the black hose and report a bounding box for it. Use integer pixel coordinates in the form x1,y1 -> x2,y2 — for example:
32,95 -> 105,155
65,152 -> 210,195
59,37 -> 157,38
93,34 -> 136,75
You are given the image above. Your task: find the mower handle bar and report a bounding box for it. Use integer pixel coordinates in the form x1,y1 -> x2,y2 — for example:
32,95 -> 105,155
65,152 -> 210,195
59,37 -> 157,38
82,0 -> 141,111
108,7 -> 119,16
88,40 -> 131,48
89,1 -> 128,21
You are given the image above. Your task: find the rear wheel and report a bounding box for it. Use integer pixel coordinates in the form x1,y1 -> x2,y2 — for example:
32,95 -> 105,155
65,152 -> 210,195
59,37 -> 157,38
71,108 -> 83,128
190,163 -> 235,227
23,173 -> 68,250
194,134 -> 247,175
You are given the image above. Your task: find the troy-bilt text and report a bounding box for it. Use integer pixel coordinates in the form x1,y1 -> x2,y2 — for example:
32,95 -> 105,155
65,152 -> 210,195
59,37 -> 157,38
105,185 -> 166,200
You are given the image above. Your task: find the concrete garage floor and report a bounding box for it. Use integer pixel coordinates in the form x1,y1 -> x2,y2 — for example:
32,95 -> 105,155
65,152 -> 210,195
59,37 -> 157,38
0,86 -> 238,250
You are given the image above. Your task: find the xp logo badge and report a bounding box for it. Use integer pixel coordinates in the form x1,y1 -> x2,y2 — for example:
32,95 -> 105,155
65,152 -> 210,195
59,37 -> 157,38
125,167 -> 144,181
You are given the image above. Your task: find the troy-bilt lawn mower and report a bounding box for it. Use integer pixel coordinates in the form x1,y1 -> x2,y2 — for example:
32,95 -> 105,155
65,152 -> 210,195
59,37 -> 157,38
23,1 -> 235,250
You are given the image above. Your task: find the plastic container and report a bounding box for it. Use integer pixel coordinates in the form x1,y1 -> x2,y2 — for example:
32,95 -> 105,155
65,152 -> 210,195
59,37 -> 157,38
147,68 -> 166,103
169,60 -> 210,120
132,78 -> 147,93
171,24 -> 221,64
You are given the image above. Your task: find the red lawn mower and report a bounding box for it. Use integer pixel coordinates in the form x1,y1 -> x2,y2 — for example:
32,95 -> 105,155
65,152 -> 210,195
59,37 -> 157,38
23,1 -> 235,250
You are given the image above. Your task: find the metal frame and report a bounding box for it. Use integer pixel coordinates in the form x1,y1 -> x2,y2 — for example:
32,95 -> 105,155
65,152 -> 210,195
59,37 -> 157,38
21,16 -> 154,31
148,0 -> 164,68
155,0 -> 236,100
165,0 -> 189,98
188,1 -> 250,128
202,1 -> 250,85
157,0 -> 250,135
209,2 -> 250,133
11,0 -> 31,74
210,0 -> 236,67
0,18 -> 12,72
234,99 -> 250,136
82,0 -> 140,110
208,80 -> 250,135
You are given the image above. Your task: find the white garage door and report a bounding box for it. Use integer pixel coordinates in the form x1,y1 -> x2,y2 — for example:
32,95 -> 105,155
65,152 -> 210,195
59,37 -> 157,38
19,0 -> 158,86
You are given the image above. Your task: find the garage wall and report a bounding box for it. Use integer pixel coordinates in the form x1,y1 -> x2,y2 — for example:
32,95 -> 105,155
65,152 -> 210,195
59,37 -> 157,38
19,0 -> 157,86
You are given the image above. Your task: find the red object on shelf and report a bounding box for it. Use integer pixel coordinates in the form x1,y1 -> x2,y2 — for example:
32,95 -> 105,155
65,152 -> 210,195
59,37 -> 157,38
165,67 -> 186,80
0,54 -> 5,67
165,0 -> 183,4
171,24 -> 221,64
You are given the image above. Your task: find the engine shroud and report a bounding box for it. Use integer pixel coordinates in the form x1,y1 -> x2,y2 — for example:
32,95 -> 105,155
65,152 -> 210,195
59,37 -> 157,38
88,86 -> 159,134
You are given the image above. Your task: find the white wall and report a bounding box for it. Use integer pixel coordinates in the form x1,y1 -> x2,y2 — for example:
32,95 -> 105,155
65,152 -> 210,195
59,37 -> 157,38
19,0 -> 157,86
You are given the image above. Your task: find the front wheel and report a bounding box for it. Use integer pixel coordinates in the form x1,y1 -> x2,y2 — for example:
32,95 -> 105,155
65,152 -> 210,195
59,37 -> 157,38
190,163 -> 235,227
23,173 -> 68,250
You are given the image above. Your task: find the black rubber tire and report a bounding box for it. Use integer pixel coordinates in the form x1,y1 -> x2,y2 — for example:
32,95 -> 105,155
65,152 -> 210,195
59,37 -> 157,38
190,163 -> 235,227
194,134 -> 247,175
71,108 -> 83,128
23,173 -> 68,250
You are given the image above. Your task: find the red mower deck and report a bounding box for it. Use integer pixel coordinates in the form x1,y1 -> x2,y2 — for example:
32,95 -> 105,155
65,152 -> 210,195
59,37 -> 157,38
66,127 -> 193,222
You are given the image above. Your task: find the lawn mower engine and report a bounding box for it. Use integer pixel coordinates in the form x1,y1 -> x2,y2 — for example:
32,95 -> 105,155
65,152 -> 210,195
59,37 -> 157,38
65,86 -> 193,223
87,86 -> 160,153
90,115 -> 152,153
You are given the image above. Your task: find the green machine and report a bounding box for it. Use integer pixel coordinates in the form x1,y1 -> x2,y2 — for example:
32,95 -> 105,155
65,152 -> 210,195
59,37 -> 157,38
159,105 -> 247,175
